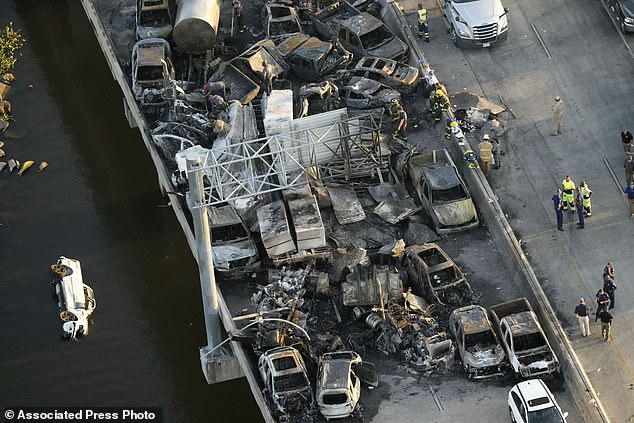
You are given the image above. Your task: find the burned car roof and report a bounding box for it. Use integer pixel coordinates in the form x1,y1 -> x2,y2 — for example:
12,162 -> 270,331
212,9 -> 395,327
422,164 -> 461,190
136,40 -> 170,65
452,305 -> 492,333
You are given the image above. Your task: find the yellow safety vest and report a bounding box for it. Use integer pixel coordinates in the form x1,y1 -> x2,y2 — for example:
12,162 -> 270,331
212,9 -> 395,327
580,185 -> 592,206
562,179 -> 575,195
418,9 -> 427,24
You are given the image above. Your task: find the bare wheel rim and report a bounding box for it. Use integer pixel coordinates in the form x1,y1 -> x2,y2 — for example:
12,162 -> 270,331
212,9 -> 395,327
60,310 -> 77,322
50,264 -> 67,277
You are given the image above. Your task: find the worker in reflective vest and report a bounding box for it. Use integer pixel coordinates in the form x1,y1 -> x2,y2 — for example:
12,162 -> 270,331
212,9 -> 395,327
580,181 -> 592,217
561,175 -> 576,211
417,4 -> 430,42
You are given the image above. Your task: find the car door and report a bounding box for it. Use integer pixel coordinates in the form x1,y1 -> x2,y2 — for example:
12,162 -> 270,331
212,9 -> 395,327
509,391 -> 527,423
354,361 -> 379,387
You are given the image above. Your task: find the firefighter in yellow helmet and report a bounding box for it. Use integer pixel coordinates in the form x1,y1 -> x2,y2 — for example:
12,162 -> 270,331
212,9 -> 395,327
561,175 -> 576,211
417,4 -> 430,42
429,89 -> 450,122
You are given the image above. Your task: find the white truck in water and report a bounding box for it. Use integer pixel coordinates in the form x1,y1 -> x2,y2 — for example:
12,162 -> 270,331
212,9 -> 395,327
50,256 -> 96,340
443,0 -> 509,48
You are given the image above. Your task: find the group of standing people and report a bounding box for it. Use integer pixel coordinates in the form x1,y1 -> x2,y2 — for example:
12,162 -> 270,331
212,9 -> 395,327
574,262 -> 617,341
552,176 -> 592,231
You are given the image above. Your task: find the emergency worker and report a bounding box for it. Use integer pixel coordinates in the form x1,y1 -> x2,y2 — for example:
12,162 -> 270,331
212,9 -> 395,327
393,109 -> 408,140
417,4 -> 430,42
429,89 -> 450,122
233,0 -> 245,32
261,61 -> 274,95
445,118 -> 458,140
575,188 -> 584,229
389,98 -> 403,122
561,175 -> 576,211
579,181 -> 592,217
478,134 -> 493,173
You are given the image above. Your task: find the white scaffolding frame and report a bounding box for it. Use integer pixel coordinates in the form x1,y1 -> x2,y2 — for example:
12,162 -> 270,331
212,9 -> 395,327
190,112 -> 386,208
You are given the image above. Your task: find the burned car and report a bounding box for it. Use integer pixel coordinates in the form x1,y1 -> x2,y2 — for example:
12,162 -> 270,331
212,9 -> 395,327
136,0 -> 173,40
262,3 -> 302,38
208,205 -> 259,272
131,38 -> 175,107
339,76 -> 400,110
449,305 -> 506,379
404,243 -> 473,306
316,351 -> 378,420
406,149 -> 479,234
338,57 -> 419,94
336,13 -> 408,61
258,346 -> 315,419
277,33 -> 349,82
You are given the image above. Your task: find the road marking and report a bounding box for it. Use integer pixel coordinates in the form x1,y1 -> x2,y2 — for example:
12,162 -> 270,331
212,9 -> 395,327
530,24 -> 552,59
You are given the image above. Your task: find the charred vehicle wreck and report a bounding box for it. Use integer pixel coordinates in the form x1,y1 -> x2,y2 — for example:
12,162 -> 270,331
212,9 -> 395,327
115,0 -> 530,419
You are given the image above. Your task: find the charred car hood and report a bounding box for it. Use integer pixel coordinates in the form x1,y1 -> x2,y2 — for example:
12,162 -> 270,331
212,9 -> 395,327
432,199 -> 477,227
453,0 -> 506,26
464,346 -> 505,368
367,38 -> 408,61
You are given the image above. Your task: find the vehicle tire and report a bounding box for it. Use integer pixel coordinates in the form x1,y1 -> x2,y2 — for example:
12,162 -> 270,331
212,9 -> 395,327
59,310 -> 77,322
50,263 -> 67,277
509,407 -> 516,423
621,19 -> 626,34
451,27 -> 458,47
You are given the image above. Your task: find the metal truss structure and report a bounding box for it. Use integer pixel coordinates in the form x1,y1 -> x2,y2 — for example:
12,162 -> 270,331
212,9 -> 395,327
191,111 -> 387,208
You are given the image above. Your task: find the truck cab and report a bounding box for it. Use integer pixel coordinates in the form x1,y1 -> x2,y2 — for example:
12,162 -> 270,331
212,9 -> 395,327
444,0 -> 509,48
490,299 -> 559,379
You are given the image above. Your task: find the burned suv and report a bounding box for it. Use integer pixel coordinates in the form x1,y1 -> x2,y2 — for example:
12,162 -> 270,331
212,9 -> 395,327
258,346 -> 315,419
131,38 -> 175,107
449,305 -> 506,379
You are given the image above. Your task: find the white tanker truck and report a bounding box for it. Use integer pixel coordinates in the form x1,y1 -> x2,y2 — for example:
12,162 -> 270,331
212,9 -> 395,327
50,256 -> 96,340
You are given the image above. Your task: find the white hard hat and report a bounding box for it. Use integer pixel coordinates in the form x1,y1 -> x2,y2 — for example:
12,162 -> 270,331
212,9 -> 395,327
483,134 -> 490,140
555,96 -> 561,101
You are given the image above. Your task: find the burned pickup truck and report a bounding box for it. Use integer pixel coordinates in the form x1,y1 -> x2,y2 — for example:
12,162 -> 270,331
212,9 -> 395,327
404,243 -> 473,306
490,298 -> 560,379
449,305 -> 505,379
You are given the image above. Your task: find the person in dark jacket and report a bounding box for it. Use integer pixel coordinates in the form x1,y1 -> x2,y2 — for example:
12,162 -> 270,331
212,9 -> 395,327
599,309 -> 613,341
552,189 -> 564,231
595,288 -> 610,322
574,298 -> 590,336
603,275 -> 617,310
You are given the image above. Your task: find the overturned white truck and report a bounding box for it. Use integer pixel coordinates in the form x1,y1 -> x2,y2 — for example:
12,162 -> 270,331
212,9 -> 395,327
50,256 -> 96,340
